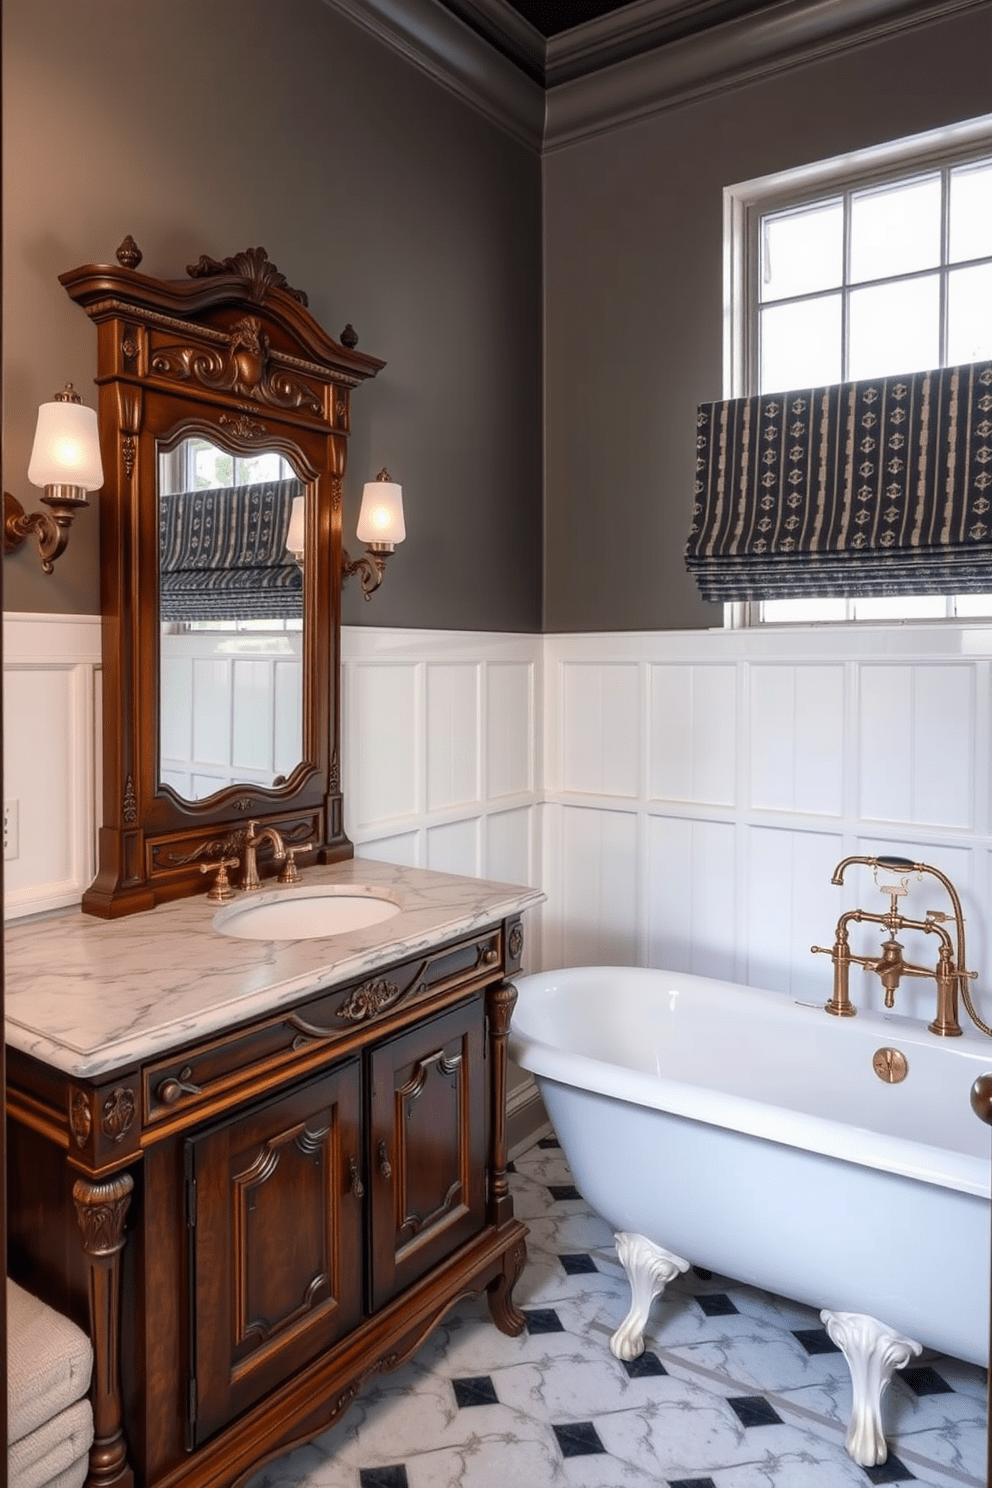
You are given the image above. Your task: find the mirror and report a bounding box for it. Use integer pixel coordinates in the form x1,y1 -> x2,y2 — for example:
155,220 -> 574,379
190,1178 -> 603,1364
158,435 -> 304,802
61,240 -> 385,917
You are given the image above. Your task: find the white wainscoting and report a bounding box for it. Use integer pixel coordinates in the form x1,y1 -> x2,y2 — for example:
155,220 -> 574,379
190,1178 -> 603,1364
341,629 -> 543,964
3,613 -> 102,916
542,625 -> 992,1026
8,613 -> 992,1033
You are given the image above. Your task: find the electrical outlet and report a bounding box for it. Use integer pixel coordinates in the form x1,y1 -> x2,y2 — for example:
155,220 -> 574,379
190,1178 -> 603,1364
4,800 -> 19,861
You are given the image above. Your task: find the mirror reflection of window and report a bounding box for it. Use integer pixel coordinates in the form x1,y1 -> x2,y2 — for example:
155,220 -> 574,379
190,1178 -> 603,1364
158,436 -> 304,803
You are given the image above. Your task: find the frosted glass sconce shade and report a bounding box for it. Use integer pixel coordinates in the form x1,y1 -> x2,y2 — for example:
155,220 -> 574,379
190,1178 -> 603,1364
28,394 -> 103,491
4,383 -> 102,573
357,470 -> 405,547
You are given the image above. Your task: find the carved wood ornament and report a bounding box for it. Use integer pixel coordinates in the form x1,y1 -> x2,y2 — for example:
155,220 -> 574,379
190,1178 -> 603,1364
60,239 -> 385,917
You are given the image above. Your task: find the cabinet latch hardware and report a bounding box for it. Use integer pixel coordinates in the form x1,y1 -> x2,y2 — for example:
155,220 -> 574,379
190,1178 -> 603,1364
186,1174 -> 198,1229
188,1375 -> 198,1426
377,1140 -> 392,1180
348,1156 -> 365,1199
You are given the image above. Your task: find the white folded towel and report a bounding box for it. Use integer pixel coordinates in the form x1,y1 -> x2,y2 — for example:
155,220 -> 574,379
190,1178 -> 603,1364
7,1399 -> 93,1488
29,1455 -> 89,1488
7,1279 -> 93,1445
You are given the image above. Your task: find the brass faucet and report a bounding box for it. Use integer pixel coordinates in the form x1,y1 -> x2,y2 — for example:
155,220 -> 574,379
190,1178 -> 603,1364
811,855 -> 979,1037
241,820 -> 287,891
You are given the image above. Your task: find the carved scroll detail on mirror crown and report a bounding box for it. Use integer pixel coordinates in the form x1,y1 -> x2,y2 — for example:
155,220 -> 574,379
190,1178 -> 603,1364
187,246 -> 309,307
218,411 -> 269,441
151,316 -> 322,415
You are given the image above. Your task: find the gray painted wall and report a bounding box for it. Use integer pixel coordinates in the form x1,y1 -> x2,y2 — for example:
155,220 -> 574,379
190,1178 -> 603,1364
2,0 -> 543,630
543,5 -> 992,631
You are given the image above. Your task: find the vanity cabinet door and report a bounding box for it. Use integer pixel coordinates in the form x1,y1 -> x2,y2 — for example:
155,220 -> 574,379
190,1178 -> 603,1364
368,996 -> 486,1313
186,1059 -> 363,1446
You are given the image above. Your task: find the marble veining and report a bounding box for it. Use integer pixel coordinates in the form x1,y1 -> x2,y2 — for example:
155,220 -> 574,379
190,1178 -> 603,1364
3,859 -> 543,1077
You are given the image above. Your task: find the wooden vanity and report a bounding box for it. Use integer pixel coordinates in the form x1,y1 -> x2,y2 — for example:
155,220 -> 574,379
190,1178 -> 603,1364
5,859 -> 542,1487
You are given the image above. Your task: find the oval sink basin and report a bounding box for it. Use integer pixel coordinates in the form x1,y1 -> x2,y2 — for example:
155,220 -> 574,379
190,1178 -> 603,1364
214,886 -> 402,941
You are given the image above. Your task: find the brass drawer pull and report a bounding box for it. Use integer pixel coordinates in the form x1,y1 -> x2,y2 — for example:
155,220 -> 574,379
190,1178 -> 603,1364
481,947 -> 498,966
377,1140 -> 392,1180
157,1066 -> 202,1105
349,1157 -> 365,1199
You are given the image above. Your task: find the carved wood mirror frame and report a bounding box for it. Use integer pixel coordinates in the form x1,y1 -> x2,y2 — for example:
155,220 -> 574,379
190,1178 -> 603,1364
63,241 -> 384,918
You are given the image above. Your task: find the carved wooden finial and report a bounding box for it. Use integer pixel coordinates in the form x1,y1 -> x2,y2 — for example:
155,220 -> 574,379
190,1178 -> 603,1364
116,235 -> 143,270
340,323 -> 358,349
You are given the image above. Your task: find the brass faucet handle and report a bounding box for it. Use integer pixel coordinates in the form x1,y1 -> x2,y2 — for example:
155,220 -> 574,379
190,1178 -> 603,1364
925,909 -> 951,922
278,844 -> 311,885
200,856 -> 239,902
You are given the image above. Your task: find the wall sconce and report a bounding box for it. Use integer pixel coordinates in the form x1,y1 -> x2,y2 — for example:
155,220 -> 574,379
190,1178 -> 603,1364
344,469 -> 405,599
285,470 -> 404,598
3,385 -> 103,574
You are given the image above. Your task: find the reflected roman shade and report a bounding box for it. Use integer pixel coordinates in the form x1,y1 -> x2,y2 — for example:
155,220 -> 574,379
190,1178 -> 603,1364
685,361 -> 992,602
159,478 -> 303,621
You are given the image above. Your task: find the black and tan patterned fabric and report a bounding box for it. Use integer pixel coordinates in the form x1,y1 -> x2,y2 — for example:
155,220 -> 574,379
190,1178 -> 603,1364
159,478 -> 303,621
686,361 -> 992,602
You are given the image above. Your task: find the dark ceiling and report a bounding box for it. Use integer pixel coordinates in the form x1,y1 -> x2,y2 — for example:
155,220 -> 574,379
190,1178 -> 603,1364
502,1 -> 638,37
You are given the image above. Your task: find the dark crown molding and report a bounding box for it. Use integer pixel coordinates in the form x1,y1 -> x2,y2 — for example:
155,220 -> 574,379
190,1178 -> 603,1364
325,0 -> 991,153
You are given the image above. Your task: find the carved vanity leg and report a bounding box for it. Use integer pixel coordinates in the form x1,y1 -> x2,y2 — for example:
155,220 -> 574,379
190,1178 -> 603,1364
610,1231 -> 689,1361
484,979 -> 527,1336
73,1173 -> 135,1488
485,979 -> 517,1231
821,1308 -> 922,1466
487,1235 -> 527,1336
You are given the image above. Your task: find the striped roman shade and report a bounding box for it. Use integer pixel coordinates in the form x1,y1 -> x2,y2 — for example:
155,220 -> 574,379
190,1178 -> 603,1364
685,361 -> 992,603
159,478 -> 303,621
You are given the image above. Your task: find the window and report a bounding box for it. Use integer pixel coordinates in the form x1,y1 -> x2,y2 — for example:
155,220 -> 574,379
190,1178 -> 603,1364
725,115 -> 992,624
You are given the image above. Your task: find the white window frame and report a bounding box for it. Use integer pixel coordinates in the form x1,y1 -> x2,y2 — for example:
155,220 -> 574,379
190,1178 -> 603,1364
723,112 -> 992,630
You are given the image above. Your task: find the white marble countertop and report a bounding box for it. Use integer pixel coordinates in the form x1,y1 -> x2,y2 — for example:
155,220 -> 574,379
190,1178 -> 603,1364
4,858 -> 544,1079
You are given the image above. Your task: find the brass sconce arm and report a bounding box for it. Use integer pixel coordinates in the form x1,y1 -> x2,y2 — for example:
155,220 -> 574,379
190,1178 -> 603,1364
4,488 -> 89,574
342,542 -> 392,600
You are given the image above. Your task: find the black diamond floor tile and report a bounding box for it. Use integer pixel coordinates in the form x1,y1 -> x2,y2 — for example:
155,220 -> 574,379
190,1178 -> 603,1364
863,1453 -> 916,1483
506,1160 -> 516,1173
696,1291 -> 739,1317
560,1252 -> 598,1275
359,1468 -> 409,1488
793,1326 -> 842,1355
900,1365 -> 953,1396
622,1350 -> 668,1378
668,1480 -> 718,1488
451,1374 -> 499,1408
523,1307 -> 564,1334
726,1394 -> 783,1428
548,1183 -> 583,1201
537,1135 -> 561,1147
552,1421 -> 606,1458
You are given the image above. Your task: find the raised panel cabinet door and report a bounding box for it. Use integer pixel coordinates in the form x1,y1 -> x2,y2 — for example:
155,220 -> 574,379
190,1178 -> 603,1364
186,1060 -> 363,1445
368,996 -> 486,1313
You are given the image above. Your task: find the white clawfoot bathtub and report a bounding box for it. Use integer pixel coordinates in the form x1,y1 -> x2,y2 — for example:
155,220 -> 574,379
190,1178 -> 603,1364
509,966 -> 991,1465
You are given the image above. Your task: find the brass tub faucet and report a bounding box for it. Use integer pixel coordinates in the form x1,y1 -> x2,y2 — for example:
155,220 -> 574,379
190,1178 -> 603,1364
812,855 -> 983,1037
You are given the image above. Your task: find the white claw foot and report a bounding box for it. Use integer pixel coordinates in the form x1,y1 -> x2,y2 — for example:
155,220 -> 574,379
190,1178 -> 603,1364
821,1309 -> 921,1466
610,1231 -> 690,1361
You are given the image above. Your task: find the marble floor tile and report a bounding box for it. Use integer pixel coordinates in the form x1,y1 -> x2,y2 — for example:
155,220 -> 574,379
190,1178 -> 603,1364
245,1138 -> 987,1488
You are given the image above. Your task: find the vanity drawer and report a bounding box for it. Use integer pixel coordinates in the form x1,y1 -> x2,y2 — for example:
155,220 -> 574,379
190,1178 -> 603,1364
141,925 -> 504,1128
